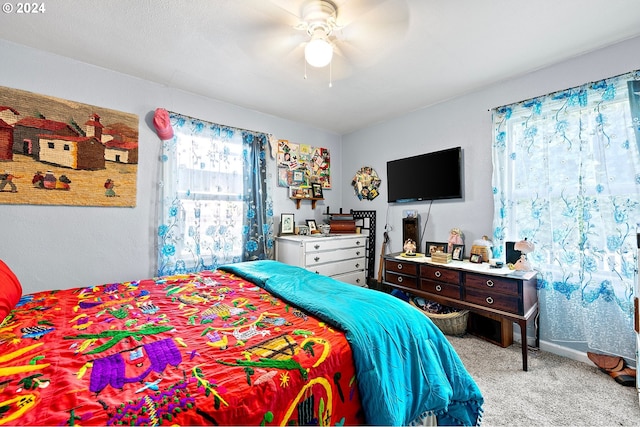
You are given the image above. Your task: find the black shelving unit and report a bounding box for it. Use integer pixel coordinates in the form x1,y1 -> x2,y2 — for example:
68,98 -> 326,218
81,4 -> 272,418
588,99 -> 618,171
351,210 -> 376,287
324,207 -> 377,287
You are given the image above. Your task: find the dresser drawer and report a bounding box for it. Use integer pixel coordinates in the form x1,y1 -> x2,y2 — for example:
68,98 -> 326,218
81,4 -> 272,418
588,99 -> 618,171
303,237 -> 365,253
310,258 -> 365,276
465,287 -> 521,314
420,265 -> 461,285
420,279 -> 461,299
305,247 -> 364,266
333,270 -> 367,287
466,273 -> 519,296
384,259 -> 418,276
385,271 -> 419,290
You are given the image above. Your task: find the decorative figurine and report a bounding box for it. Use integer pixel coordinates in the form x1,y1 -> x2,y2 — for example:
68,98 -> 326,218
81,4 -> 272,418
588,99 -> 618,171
403,239 -> 417,256
448,228 -> 464,252
513,238 -> 535,271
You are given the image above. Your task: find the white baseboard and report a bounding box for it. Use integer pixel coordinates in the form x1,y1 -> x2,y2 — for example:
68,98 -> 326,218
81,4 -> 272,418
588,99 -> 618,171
512,331 -> 592,365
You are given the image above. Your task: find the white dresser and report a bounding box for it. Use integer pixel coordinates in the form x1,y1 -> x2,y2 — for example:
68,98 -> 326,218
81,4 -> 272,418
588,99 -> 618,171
275,234 -> 367,287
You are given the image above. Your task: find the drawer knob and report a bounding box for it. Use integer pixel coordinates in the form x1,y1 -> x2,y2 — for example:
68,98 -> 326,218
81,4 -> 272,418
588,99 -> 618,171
356,251 -> 361,256
314,256 -> 320,262
397,263 -> 403,270
356,278 -> 361,283
314,244 -> 320,249
435,285 -> 442,292
356,240 -> 361,245
397,276 -> 403,283
434,271 -> 442,278
486,279 -> 494,287
355,263 -> 360,268
486,296 -> 494,305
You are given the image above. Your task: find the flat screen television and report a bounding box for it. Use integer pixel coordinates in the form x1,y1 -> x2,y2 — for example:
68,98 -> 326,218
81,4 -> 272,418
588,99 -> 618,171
387,147 -> 463,203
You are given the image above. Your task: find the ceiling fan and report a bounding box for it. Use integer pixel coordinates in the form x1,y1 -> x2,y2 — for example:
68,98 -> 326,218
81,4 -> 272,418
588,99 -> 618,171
244,0 -> 410,82
295,0 -> 341,68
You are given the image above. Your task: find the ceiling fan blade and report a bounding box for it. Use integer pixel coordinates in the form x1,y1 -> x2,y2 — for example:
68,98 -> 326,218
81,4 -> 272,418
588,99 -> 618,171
332,0 -> 400,25
232,1 -> 309,66
245,0 -> 303,27
332,0 -> 410,67
266,0 -> 307,19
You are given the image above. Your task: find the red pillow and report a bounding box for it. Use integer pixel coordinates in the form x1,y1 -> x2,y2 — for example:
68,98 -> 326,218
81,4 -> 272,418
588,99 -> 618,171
0,259 -> 22,321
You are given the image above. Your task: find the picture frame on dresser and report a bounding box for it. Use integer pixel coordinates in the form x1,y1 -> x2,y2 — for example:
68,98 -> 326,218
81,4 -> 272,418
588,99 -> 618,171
469,253 -> 483,263
425,241 -> 447,257
306,219 -> 317,232
280,213 -> 295,235
451,244 -> 465,261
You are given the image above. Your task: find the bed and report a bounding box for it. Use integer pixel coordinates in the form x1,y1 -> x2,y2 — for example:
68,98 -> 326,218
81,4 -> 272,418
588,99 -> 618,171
0,259 -> 483,426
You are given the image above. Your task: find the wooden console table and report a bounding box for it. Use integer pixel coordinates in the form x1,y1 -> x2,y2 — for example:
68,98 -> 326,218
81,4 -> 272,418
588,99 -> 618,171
383,253 -> 539,371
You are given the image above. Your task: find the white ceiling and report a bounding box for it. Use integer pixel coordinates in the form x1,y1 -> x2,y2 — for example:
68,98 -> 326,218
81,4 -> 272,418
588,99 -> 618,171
2,0 -> 640,135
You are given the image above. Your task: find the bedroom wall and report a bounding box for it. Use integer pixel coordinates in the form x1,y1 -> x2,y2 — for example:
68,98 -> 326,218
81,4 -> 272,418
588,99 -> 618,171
2,35 -> 639,300
0,39 -> 343,293
341,35 -> 640,273
340,35 -> 640,361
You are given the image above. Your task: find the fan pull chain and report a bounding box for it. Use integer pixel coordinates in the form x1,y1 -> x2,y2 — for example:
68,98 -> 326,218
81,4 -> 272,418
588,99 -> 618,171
304,60 -> 308,80
328,60 -> 332,88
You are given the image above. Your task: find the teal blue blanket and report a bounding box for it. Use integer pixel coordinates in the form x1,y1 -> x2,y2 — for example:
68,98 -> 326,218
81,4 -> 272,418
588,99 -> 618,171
221,260 -> 483,426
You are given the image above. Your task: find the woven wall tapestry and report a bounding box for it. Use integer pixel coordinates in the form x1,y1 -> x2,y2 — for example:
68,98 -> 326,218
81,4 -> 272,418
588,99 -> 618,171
0,85 -> 138,207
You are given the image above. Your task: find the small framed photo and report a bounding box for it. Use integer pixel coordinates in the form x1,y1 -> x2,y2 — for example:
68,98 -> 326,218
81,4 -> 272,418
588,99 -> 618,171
292,170 -> 304,183
469,253 -> 483,264
311,182 -> 323,199
403,210 -> 418,218
451,244 -> 465,261
280,213 -> 295,235
306,219 -> 317,232
289,186 -> 300,198
425,241 -> 448,257
300,187 -> 312,198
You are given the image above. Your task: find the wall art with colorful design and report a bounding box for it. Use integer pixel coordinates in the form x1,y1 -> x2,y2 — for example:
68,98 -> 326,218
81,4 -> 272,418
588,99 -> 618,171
0,85 -> 138,207
276,139 -> 330,189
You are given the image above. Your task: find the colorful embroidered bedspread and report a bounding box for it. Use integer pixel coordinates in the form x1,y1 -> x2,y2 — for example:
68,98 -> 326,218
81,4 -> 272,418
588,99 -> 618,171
222,261 -> 484,426
0,268 -> 364,426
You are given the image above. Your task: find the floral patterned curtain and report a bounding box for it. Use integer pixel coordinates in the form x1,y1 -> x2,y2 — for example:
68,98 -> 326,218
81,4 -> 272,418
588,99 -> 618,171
157,113 -> 274,276
492,70 -> 640,360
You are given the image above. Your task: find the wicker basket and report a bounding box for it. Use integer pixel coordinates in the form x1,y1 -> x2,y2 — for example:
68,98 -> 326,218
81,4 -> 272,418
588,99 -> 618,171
410,299 -> 469,336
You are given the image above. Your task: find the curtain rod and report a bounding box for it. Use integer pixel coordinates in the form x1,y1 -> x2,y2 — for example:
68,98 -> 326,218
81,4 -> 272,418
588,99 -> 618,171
488,68 -> 640,112
166,110 -> 272,137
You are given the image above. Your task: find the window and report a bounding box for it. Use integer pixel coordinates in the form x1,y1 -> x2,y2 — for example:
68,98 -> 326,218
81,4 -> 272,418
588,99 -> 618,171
157,113 -> 273,276
491,70 -> 640,359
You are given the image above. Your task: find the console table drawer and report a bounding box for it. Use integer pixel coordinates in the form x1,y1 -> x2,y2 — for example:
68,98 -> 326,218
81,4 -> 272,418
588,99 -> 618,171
420,265 -> 461,285
384,259 -> 418,276
465,288 -> 521,314
420,279 -> 461,299
385,271 -> 419,289
466,273 -> 519,296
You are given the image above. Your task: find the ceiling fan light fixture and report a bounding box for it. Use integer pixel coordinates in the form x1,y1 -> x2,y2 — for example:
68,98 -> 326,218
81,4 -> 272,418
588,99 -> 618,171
305,33 -> 333,68
299,1 -> 338,69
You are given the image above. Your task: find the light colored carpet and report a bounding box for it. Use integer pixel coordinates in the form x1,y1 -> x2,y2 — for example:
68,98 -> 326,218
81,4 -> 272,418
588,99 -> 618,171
447,334 -> 640,426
